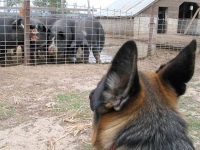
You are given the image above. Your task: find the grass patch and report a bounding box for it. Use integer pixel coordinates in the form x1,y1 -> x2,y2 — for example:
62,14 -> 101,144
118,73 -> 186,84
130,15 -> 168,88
179,95 -> 199,112
194,83 -> 200,87
53,91 -> 92,118
179,96 -> 196,111
57,94 -> 79,103
187,117 -> 200,131
80,142 -> 93,150
178,91 -> 200,148
0,103 -> 15,119
186,116 -> 200,143
188,82 -> 200,89
55,93 -> 84,110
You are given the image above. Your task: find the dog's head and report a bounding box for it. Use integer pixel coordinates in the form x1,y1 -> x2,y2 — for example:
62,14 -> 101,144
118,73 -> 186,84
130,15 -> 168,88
89,40 -> 196,149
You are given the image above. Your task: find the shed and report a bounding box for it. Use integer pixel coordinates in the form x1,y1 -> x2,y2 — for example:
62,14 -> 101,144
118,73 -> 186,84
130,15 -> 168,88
96,0 -> 200,35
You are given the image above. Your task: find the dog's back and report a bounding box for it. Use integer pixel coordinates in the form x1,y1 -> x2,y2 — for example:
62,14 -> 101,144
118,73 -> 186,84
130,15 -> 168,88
89,40 -> 196,150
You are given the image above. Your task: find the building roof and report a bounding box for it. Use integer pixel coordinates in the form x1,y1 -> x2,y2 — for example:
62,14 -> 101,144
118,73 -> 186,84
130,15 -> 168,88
95,0 -> 158,17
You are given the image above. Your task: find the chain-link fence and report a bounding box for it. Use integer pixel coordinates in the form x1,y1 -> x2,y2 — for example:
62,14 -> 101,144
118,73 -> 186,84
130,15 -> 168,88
0,0 -> 199,66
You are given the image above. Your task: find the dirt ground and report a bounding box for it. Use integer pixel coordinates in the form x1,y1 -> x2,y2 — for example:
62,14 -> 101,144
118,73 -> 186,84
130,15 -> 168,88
0,49 -> 200,150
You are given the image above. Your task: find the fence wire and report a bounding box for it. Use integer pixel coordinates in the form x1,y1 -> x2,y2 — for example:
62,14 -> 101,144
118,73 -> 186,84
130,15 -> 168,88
0,0 -> 199,67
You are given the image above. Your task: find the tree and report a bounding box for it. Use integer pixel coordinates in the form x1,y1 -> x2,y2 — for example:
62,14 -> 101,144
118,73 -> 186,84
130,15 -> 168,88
5,0 -> 22,13
33,0 -> 67,14
6,0 -> 22,7
33,0 -> 66,7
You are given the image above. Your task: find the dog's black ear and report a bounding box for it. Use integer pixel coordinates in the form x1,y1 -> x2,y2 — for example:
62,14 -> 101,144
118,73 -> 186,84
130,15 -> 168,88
102,40 -> 140,111
157,40 -> 197,96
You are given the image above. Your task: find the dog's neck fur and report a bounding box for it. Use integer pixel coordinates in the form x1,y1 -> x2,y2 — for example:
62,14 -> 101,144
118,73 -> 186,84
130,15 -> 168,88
91,40 -> 196,150
108,72 -> 194,150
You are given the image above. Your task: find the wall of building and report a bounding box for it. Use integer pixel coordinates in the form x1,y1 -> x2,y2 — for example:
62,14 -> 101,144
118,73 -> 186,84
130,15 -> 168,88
142,0 -> 200,19
141,0 -> 200,34
98,18 -> 134,37
97,17 -> 156,58
133,16 -> 150,36
98,16 -> 158,37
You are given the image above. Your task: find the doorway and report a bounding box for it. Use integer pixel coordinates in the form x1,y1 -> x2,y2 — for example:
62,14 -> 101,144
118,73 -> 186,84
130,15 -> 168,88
179,2 -> 199,19
178,2 -> 199,34
157,7 -> 168,34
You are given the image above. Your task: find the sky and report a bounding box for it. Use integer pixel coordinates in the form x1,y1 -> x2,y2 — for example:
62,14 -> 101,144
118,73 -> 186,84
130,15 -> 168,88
68,0 -> 116,8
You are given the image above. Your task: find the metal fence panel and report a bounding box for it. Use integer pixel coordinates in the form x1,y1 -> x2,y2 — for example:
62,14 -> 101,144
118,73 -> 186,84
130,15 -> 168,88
0,0 -> 199,67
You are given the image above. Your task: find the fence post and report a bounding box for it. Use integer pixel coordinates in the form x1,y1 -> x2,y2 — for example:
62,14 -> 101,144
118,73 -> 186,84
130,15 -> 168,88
87,0 -> 92,17
184,8 -> 200,35
147,5 -> 155,56
23,0 -> 30,65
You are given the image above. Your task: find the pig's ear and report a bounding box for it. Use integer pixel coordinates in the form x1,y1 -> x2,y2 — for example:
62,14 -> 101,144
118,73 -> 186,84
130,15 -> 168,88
38,23 -> 46,32
70,41 -> 76,47
47,29 -> 51,33
58,30 -> 65,39
81,38 -> 89,46
12,19 -> 22,25
30,25 -> 36,29
42,24 -> 46,32
12,19 -> 23,27
40,23 -> 46,32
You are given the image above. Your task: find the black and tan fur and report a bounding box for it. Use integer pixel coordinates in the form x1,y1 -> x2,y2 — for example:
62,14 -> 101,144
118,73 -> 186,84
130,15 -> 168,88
89,40 -> 197,150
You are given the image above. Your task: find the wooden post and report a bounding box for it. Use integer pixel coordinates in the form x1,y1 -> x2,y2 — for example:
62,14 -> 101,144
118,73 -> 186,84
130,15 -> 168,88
23,0 -> 30,65
61,0 -> 64,18
87,0 -> 92,17
147,5 -> 155,56
184,8 -> 200,35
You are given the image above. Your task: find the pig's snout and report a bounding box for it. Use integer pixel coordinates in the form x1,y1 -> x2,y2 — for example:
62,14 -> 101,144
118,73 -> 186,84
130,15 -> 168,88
30,29 -> 39,41
48,45 -> 57,55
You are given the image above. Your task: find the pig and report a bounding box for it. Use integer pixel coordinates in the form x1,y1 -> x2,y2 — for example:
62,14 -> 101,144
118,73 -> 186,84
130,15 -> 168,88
0,17 -> 24,66
38,17 -> 58,30
18,18 -> 47,64
71,17 -> 105,63
47,18 -> 76,63
28,18 -> 48,63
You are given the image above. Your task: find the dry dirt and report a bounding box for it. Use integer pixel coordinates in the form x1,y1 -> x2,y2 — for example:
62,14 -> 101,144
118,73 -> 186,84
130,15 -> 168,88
0,49 -> 200,150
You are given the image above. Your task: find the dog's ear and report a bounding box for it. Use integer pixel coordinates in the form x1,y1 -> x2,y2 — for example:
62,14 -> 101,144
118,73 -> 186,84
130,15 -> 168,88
157,40 -> 197,96
102,40 -> 140,111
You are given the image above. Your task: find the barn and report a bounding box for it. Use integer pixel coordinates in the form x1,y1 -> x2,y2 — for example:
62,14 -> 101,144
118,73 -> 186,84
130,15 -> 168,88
97,0 -> 200,35
94,0 -> 200,57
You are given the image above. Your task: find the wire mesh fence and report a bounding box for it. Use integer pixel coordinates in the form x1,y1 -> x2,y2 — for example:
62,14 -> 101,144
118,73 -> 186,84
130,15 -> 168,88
0,0 -> 199,67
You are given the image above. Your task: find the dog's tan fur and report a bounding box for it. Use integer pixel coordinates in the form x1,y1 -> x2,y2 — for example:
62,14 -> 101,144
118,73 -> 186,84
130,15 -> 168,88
90,40 -> 196,150
92,70 -> 179,149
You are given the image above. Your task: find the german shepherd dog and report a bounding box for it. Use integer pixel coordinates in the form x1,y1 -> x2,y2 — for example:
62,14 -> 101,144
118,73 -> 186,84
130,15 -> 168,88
89,40 -> 197,150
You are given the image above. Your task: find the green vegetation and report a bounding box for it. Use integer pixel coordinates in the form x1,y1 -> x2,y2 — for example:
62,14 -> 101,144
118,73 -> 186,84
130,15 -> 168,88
54,91 -> 92,118
179,95 -> 196,111
6,0 -> 22,7
0,103 -> 15,118
194,83 -> 200,87
32,0 -> 70,14
186,116 -> 200,143
179,82 -> 200,148
33,0 -> 67,8
81,142 -> 93,150
187,117 -> 200,131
